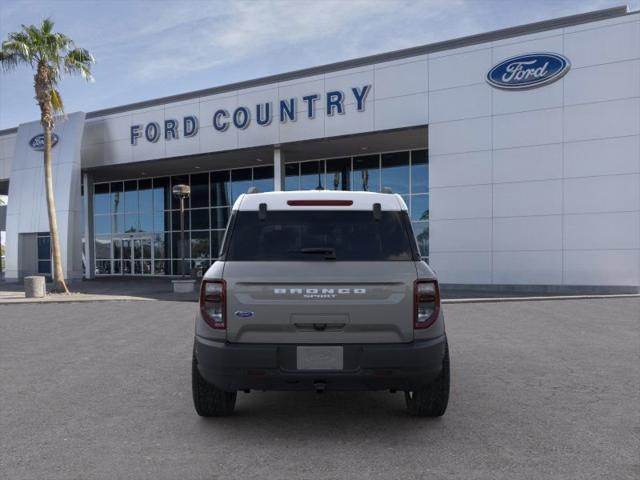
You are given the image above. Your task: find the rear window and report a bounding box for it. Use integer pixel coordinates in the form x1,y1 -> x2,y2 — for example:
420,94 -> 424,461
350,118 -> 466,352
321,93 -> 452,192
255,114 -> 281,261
224,210 -> 417,261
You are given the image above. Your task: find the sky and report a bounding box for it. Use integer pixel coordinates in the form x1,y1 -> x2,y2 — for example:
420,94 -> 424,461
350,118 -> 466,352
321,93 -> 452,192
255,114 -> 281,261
0,0 -> 637,130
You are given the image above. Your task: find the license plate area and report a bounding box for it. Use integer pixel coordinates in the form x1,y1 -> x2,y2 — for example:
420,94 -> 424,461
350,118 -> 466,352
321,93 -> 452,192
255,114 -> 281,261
296,346 -> 344,370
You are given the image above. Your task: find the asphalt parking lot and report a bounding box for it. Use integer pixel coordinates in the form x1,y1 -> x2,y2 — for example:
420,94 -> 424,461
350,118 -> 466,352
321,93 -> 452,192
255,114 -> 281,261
1,298 -> 638,480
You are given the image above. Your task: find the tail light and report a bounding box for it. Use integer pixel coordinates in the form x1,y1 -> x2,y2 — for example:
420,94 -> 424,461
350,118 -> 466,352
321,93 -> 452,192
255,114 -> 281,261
200,279 -> 226,329
414,279 -> 440,329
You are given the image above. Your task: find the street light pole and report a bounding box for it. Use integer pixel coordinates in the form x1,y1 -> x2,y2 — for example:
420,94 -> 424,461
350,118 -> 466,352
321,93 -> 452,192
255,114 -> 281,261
172,184 -> 191,278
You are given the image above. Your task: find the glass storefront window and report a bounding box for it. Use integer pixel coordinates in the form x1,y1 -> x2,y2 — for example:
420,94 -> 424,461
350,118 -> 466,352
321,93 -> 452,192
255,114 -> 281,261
326,158 -> 350,191
190,231 -> 210,258
210,171 -> 230,207
253,166 -> 274,193
94,183 -> 110,214
92,151 -> 427,275
231,168 -> 252,202
412,222 -> 428,257
411,149 -> 428,193
190,173 -> 209,208
153,177 -> 170,211
300,161 -> 323,190
381,151 -> 410,194
191,208 -> 209,230
138,179 -> 153,212
353,155 -> 380,192
411,194 -> 429,221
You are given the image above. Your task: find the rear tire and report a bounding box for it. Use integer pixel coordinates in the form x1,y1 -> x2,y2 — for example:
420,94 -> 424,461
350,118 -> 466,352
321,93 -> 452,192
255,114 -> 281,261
405,340 -> 450,417
192,354 -> 237,417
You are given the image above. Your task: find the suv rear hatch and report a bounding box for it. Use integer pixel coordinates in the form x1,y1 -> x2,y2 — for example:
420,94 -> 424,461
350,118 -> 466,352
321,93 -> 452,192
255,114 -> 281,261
221,208 -> 419,344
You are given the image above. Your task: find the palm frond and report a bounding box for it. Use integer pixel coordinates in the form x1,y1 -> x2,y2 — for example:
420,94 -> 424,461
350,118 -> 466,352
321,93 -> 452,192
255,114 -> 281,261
50,88 -> 64,113
64,47 -> 94,81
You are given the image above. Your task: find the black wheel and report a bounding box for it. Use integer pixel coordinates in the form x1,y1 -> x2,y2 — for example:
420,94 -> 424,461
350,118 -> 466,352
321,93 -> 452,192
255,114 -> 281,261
192,354 -> 237,417
405,340 -> 450,417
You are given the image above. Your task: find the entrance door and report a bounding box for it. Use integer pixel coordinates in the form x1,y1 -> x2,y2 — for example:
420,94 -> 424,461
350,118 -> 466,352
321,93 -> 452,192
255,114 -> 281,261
113,236 -> 153,275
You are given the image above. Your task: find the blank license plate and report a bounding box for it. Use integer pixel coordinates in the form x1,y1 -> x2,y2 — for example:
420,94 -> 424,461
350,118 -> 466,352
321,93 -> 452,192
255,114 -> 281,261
296,346 -> 343,370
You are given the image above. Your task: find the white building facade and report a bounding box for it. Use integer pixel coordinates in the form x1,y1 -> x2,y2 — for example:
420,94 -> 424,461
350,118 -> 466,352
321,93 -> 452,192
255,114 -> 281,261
0,6 -> 639,292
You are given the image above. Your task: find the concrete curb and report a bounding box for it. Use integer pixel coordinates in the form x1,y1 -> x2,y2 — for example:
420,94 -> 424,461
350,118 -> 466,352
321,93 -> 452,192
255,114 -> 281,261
442,293 -> 640,304
0,295 -> 155,304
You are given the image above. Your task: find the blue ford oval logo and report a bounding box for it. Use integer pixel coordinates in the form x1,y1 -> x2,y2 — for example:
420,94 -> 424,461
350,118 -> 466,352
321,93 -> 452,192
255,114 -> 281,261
29,133 -> 59,151
487,53 -> 570,90
234,310 -> 254,318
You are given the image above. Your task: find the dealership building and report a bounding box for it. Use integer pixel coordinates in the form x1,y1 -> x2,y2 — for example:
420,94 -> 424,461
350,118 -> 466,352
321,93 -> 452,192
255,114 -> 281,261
0,5 -> 639,292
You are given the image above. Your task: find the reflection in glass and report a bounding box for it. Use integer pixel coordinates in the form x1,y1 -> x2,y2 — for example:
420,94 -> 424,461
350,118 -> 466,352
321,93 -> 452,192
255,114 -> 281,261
124,213 -> 139,232
411,149 -> 428,193
95,237 -> 111,259
154,260 -> 169,275
111,214 -> 124,234
211,207 -> 230,230
326,158 -> 350,190
210,171 -> 230,207
122,239 -> 132,260
211,230 -> 225,258
300,161 -> 324,190
381,151 -> 410,194
113,238 -> 122,260
123,260 -> 132,275
153,177 -> 170,211
113,261 -> 121,274
191,231 -> 210,258
153,234 -> 167,258
411,194 -> 429,221
111,182 -> 123,215
94,183 -> 110,214
191,208 -> 209,230
95,260 -> 110,275
412,222 -> 429,256
154,212 -> 168,232
353,155 -> 380,192
138,178 -> 153,211
231,168 -> 252,202
38,260 -> 51,274
190,173 -> 209,208
124,180 -> 138,212
285,163 -> 299,191
139,213 -> 153,232
253,166 -> 274,192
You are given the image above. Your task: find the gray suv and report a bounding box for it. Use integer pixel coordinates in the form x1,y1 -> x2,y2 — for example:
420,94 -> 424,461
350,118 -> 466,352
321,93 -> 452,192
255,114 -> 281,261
192,190 -> 449,416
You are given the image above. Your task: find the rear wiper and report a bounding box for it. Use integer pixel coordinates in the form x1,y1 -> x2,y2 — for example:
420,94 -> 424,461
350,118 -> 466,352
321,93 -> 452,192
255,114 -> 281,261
288,247 -> 337,260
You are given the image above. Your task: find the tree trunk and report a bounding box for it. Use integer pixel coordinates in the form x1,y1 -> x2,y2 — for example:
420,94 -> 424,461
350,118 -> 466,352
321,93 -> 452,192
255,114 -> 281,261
43,122 -> 69,294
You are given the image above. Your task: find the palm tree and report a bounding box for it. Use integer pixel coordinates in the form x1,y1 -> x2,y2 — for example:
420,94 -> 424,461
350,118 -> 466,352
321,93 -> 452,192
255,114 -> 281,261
0,18 -> 94,293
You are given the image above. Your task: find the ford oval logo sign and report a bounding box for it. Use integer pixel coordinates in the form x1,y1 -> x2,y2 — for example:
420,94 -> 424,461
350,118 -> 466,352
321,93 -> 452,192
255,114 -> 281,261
29,133 -> 59,151
487,53 -> 570,90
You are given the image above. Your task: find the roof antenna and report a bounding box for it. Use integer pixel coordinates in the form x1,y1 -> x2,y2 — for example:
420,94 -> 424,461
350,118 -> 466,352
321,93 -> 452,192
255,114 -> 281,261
315,161 -> 324,190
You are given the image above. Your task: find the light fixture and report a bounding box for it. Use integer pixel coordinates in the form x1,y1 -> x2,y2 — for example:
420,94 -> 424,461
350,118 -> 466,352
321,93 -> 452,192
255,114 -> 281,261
256,157 -> 263,162
194,166 -> 201,169
360,146 -> 368,151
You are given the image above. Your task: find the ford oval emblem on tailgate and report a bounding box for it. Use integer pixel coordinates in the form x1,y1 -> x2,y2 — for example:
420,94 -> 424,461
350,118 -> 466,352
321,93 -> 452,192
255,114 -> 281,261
235,311 -> 254,318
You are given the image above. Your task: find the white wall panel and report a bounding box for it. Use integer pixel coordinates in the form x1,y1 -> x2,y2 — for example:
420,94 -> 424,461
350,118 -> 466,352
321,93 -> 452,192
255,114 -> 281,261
373,93 -> 428,131
429,218 -> 492,252
563,250 -> 640,286
429,184 -> 492,220
492,33 -> 563,60
374,60 -> 427,100
493,108 -> 562,150
564,174 -> 640,214
564,98 -> 640,142
325,102 -> 374,138
493,215 -> 562,251
428,48 -> 492,90
564,135 -> 640,178
279,113 -> 325,143
492,80 -> 563,116
428,83 -> 491,123
324,68 -> 374,107
429,252 -> 492,284
429,150 -> 492,188
493,251 -> 563,284
564,20 -> 640,68
493,143 -> 562,183
429,116 -> 491,155
564,60 -> 640,106
564,212 -> 640,250
199,124 -> 238,153
493,180 -> 562,217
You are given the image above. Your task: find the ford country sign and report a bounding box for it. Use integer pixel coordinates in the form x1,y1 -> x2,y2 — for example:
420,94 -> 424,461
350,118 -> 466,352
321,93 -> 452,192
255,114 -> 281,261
29,133 -> 59,151
487,53 -> 570,90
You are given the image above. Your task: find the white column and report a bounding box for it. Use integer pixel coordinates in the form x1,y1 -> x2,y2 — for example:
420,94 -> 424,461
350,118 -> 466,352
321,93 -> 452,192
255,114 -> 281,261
273,147 -> 286,191
83,172 -> 94,279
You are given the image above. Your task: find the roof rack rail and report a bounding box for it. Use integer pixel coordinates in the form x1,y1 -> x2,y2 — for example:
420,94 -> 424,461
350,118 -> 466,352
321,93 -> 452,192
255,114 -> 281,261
247,186 -> 260,194
381,187 -> 393,194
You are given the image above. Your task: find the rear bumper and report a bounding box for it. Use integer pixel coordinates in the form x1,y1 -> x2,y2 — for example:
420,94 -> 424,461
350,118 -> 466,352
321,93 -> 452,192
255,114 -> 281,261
194,335 -> 447,392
